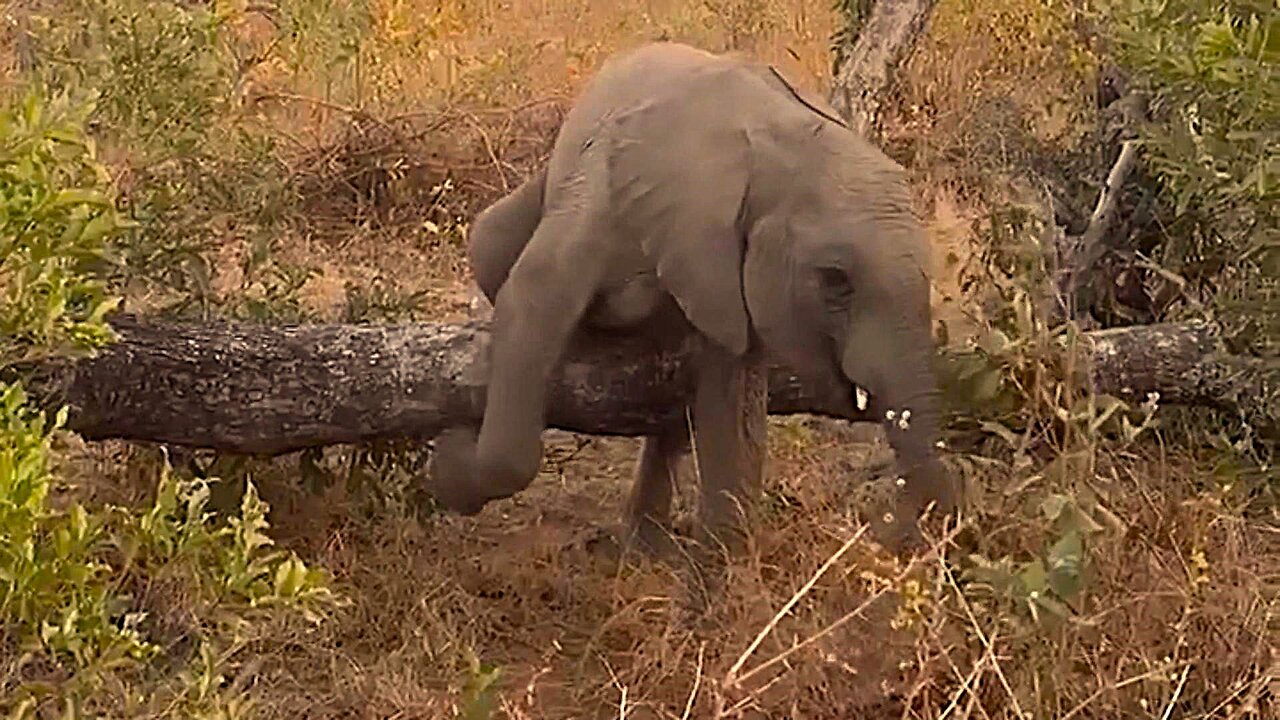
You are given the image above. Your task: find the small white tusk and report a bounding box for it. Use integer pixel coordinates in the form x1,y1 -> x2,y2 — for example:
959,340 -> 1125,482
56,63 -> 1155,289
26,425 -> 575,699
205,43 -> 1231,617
854,386 -> 869,411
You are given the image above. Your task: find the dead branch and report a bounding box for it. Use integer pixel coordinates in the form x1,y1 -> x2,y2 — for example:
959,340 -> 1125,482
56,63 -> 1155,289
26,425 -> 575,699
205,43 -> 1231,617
1057,139 -> 1144,319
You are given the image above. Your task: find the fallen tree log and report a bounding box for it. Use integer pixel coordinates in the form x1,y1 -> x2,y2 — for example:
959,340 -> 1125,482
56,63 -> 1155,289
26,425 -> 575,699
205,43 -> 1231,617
22,314 -> 867,456
1072,320 -> 1277,435
19,315 -> 1276,456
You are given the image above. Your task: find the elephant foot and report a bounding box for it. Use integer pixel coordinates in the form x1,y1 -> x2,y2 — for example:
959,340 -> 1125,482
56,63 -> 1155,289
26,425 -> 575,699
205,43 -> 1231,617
423,426 -> 491,516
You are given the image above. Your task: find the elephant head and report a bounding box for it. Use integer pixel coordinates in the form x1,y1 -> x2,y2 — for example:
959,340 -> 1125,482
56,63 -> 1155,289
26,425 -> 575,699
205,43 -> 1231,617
740,100 -> 959,545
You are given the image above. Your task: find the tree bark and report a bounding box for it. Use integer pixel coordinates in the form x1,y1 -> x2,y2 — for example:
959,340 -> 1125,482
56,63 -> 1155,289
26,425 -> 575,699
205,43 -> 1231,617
21,314 -> 865,456
19,315 -> 1276,456
829,0 -> 939,138
1077,320 -> 1278,434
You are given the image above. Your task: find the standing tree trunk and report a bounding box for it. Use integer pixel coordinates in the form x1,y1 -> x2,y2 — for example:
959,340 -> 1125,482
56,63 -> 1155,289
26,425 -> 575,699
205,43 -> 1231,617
829,0 -> 939,138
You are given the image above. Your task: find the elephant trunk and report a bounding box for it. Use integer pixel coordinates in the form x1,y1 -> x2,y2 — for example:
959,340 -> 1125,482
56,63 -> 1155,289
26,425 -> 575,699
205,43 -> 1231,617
842,306 -> 958,531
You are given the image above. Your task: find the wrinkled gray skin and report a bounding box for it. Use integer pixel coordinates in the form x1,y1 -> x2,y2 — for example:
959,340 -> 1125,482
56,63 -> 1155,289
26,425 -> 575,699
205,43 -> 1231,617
427,42 -> 958,572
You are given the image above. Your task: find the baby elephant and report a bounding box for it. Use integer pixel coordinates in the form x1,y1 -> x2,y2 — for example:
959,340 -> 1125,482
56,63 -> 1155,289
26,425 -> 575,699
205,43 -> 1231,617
426,42 -> 958,571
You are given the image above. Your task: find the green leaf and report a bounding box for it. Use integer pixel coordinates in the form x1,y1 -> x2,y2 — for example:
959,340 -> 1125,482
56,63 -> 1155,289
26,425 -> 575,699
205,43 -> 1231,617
1047,530 -> 1086,601
1040,494 -> 1071,523
273,556 -> 309,598
979,420 -> 1022,448
49,189 -> 110,209
978,327 -> 1012,356
1018,559 -> 1048,597
1030,591 -> 1074,620
971,366 -> 1004,404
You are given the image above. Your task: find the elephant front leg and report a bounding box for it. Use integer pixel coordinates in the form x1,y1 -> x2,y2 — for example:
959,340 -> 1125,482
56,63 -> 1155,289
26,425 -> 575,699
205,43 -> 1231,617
682,340 -> 769,611
427,204 -> 610,515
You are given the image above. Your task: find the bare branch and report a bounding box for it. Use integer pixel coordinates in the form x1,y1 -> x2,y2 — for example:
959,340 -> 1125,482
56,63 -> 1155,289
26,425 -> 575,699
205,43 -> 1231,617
1061,140 -> 1143,313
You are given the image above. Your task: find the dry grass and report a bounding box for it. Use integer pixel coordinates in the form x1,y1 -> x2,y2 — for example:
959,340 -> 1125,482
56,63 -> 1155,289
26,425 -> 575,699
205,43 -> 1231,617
70,418 -> 1276,718
24,0 -> 1280,717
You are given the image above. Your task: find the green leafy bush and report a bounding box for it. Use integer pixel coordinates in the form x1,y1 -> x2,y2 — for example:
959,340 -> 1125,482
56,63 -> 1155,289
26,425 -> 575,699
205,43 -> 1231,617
0,90 -> 125,369
0,385 -> 159,712
1106,0 -> 1277,353
0,89 -> 334,719
26,0 -> 311,322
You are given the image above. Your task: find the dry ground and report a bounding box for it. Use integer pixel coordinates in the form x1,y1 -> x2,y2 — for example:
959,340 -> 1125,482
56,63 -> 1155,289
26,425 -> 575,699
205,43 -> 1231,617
36,0 -> 1280,717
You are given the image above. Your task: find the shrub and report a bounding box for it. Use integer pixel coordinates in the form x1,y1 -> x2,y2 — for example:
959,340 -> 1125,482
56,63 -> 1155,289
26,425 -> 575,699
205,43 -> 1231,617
1106,0 -> 1278,355
0,88 -> 334,719
0,90 -> 123,369
25,0 -> 311,322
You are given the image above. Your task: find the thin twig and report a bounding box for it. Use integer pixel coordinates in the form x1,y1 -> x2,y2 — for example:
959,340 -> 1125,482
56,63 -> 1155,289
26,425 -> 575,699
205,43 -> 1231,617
937,654 -> 988,720
938,549 -> 1027,719
253,91 -> 398,133
716,673 -> 789,719
1058,662 -> 1191,720
680,642 -> 706,720
725,524 -> 870,682
461,110 -> 510,193
1159,663 -> 1191,720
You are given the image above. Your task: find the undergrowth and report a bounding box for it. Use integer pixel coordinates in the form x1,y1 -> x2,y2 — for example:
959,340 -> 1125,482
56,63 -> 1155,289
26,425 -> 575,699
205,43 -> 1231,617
0,87 -> 335,718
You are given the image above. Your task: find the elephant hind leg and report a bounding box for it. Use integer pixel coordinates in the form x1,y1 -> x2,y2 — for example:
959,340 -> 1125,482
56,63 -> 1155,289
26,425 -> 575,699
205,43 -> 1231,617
467,166 -> 548,304
623,420 -> 690,558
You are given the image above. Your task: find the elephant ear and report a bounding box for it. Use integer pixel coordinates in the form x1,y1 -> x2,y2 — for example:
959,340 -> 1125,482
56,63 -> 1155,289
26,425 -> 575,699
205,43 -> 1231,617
742,210 -> 828,376
611,107 -> 754,356
742,213 -> 797,353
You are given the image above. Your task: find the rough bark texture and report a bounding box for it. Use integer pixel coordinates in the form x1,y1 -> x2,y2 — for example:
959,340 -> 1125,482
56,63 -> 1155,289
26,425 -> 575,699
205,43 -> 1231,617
1080,320 -> 1278,434
19,315 -> 1276,456
22,314 -> 864,456
829,0 -> 939,138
